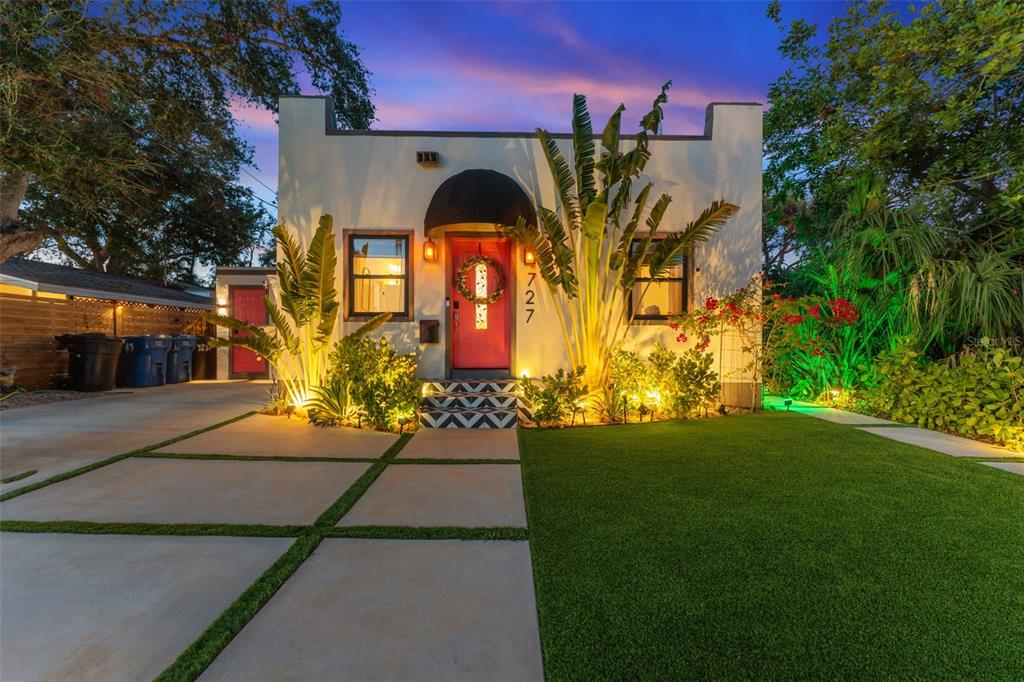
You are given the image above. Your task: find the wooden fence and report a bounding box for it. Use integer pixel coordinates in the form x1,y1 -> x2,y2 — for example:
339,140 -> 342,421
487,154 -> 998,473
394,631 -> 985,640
0,291 -> 208,389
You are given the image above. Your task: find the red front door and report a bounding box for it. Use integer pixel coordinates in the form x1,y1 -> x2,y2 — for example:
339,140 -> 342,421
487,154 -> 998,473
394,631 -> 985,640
451,238 -> 512,370
231,287 -> 268,376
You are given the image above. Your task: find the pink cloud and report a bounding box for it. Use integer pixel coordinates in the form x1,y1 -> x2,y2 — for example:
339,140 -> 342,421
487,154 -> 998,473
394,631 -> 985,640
230,97 -> 279,132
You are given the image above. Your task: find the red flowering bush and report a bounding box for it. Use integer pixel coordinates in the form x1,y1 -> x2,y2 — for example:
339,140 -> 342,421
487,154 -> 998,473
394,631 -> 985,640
672,274 -> 864,401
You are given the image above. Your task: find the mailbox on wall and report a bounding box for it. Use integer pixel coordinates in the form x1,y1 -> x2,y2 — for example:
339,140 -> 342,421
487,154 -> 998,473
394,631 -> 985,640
419,319 -> 440,344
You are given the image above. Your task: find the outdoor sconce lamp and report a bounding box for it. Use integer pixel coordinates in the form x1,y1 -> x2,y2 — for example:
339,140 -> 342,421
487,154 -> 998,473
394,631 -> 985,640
523,247 -> 536,266
423,238 -> 437,262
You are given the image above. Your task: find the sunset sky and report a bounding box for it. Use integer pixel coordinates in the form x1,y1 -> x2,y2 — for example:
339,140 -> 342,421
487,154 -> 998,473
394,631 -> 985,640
232,1 -> 850,209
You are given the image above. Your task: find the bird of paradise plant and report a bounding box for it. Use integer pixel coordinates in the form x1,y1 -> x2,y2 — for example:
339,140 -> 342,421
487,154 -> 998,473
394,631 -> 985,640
504,82 -> 740,388
208,214 -> 389,413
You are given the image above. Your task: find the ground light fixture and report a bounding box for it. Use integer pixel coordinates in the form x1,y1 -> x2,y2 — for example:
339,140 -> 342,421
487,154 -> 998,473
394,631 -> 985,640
423,238 -> 437,262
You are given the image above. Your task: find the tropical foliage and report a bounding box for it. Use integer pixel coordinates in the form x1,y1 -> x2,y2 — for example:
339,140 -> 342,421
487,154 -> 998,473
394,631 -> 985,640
322,337 -> 420,431
764,0 -> 1024,355
208,215 -> 389,413
520,367 -> 588,428
862,340 -> 1024,451
503,83 -> 739,388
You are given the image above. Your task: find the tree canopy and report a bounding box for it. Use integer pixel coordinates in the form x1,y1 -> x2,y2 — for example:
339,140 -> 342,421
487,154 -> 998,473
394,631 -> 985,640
0,0 -> 374,283
764,0 -> 1024,351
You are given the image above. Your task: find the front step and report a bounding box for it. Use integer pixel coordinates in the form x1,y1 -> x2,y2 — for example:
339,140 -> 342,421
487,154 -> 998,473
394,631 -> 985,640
419,379 -> 530,429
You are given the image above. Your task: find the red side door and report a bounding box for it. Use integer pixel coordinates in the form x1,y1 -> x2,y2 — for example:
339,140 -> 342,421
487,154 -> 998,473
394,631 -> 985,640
231,287 -> 268,376
451,238 -> 512,370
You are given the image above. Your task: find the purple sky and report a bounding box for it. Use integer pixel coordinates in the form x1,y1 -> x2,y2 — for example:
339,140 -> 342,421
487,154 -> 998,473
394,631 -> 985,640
232,1 -> 849,209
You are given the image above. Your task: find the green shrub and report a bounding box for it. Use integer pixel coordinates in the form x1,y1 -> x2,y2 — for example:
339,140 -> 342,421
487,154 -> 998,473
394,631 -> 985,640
670,348 -> 722,418
864,339 -> 1024,450
521,367 -> 588,427
323,336 -> 420,432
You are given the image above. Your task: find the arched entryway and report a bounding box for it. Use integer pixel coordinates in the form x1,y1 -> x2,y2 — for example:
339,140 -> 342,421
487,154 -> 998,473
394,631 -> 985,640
424,169 -> 535,379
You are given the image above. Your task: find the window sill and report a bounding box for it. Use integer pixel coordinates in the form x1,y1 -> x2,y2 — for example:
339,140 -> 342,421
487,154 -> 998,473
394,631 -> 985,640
345,314 -> 414,323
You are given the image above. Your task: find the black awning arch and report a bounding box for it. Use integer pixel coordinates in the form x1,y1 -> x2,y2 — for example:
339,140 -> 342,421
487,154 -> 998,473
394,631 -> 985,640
424,169 -> 536,234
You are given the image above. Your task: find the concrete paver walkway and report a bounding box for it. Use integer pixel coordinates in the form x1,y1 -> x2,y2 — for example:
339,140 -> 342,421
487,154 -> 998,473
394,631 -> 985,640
155,413 -> 398,458
0,533 -> 289,682
0,457 -> 369,525
857,426 -> 1022,457
0,381 -> 266,494
199,539 -> 544,682
338,463 -> 528,527
978,461 -> 1024,476
397,427 -> 520,460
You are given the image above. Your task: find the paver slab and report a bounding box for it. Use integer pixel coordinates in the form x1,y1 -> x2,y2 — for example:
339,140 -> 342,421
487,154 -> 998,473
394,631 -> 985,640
397,427 -> 520,460
155,413 -> 397,458
0,381 -> 266,495
0,533 -> 290,682
199,539 -> 543,682
0,458 -> 368,525
857,426 -> 1022,457
338,464 -> 527,527
979,461 -> 1024,476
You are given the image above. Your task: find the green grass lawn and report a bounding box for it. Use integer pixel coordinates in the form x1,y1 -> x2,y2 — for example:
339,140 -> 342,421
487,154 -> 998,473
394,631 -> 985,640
519,413 -> 1024,680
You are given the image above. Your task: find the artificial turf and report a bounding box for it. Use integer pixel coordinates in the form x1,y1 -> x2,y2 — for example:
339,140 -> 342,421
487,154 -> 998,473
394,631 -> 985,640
518,413 -> 1024,680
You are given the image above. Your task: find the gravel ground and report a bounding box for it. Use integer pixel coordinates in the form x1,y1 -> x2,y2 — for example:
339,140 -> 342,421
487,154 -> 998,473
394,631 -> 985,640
0,390 -> 133,411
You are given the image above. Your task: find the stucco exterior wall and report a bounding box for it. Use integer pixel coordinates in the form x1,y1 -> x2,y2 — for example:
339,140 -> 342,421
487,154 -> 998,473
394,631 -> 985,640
277,96 -> 762,403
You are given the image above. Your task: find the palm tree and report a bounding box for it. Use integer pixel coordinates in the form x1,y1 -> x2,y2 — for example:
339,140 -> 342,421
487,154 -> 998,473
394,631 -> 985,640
504,83 -> 739,387
208,215 -> 389,411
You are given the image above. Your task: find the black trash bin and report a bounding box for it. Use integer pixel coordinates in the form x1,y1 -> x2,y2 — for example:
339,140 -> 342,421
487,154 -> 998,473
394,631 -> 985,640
55,333 -> 124,392
118,335 -> 171,387
191,336 -> 218,380
166,335 -> 198,384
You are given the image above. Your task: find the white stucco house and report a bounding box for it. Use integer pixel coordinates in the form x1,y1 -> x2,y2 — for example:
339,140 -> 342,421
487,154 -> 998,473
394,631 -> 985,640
219,95 -> 761,423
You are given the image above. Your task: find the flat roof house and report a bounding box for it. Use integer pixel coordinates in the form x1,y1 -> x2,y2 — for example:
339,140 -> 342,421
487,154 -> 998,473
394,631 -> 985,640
272,95 -> 761,408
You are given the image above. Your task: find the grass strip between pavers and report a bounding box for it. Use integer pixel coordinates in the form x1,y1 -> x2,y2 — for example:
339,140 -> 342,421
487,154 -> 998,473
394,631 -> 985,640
0,520 -> 308,537
1,469 -> 37,484
391,457 -> 521,465
312,433 -> 412,527
0,411 -> 257,502
152,432 -> 416,680
324,525 -> 529,541
135,452 -> 380,463
154,533 -> 323,682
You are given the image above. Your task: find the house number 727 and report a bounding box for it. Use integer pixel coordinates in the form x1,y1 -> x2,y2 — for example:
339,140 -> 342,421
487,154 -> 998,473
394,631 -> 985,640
525,272 -> 536,323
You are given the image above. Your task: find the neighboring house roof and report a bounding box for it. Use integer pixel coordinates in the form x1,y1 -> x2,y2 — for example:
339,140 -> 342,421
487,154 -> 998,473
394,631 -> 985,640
0,258 -> 213,309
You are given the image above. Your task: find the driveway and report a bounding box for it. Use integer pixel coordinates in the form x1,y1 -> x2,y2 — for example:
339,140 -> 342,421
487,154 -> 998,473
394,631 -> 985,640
0,381 -> 267,495
0,414 -> 542,681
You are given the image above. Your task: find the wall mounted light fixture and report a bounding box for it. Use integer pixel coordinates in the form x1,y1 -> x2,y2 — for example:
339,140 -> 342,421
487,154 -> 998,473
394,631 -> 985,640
423,238 -> 437,262
523,247 -> 536,266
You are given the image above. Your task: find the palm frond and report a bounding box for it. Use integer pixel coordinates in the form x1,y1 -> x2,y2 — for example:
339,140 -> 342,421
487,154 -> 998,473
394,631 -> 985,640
539,207 -> 579,296
273,223 -> 308,323
301,214 -> 339,343
639,81 -> 671,134
611,182 -> 652,271
264,295 -> 300,355
351,312 -> 393,338
536,128 -> 581,229
647,200 -> 738,278
572,93 -> 596,212
596,104 -> 625,188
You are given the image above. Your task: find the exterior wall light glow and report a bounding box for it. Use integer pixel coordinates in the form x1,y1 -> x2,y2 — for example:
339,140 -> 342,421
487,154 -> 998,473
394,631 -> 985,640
423,238 -> 437,262
523,247 -> 536,266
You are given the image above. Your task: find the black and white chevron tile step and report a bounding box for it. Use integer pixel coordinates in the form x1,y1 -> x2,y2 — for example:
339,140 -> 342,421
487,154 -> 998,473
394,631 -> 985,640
422,392 -> 519,409
424,380 -> 519,396
418,407 -> 519,429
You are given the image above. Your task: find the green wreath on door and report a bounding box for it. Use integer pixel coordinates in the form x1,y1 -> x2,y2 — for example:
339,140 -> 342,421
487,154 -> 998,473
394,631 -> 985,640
455,255 -> 506,305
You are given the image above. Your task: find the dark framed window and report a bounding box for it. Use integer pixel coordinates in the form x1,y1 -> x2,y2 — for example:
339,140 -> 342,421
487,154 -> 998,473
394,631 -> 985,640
628,240 -> 688,321
346,233 -> 411,319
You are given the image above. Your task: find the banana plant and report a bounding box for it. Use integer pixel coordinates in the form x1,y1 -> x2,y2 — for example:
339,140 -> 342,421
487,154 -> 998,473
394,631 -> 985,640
208,214 -> 390,412
504,83 -> 740,387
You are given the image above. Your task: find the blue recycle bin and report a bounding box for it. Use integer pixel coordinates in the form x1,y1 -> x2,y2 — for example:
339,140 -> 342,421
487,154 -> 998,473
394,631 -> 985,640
118,335 -> 171,387
166,335 -> 198,384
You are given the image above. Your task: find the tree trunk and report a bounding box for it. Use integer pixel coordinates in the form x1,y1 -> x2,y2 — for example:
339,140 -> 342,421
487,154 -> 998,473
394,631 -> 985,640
0,171 -> 43,262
